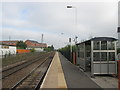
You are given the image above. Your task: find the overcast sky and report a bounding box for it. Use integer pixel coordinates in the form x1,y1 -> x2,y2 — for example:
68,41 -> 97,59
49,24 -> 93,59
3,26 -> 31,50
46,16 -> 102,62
1,1 -> 118,49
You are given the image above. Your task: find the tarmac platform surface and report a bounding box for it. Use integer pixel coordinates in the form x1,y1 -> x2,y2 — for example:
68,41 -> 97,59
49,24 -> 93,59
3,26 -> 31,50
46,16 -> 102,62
41,52 -> 102,89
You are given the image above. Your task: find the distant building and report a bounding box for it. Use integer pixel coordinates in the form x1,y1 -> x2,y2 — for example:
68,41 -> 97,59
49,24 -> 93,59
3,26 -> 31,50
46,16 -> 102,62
0,45 -> 16,58
0,40 -> 19,46
25,40 -> 47,52
0,40 -> 48,52
118,27 -> 120,48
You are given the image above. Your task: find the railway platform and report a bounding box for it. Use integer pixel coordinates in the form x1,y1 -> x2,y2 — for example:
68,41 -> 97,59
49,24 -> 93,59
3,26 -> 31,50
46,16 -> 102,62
40,52 -> 101,89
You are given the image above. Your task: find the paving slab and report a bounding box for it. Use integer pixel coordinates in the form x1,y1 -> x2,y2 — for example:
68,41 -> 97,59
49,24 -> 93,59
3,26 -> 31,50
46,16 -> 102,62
80,69 -> 118,89
91,76 -> 118,88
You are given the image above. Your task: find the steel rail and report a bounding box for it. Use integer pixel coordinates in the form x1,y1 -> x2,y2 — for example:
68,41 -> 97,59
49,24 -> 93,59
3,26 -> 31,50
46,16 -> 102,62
10,53 -> 53,90
1,52 -> 50,79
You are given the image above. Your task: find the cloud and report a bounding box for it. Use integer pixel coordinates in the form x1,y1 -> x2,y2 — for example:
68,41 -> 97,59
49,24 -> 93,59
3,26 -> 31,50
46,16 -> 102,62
2,2 -> 118,49
2,27 -> 68,48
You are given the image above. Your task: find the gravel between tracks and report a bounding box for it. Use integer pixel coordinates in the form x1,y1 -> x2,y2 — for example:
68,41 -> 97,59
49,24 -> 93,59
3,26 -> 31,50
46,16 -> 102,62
2,52 -> 46,71
2,52 -> 55,88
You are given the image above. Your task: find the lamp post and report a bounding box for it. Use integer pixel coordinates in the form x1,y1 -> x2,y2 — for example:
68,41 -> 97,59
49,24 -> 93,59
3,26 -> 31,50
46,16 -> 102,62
67,5 -> 78,62
67,5 -> 77,36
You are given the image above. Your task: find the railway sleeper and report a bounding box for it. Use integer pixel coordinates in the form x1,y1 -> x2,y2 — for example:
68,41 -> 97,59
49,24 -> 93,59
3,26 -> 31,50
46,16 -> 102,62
9,53 -> 54,89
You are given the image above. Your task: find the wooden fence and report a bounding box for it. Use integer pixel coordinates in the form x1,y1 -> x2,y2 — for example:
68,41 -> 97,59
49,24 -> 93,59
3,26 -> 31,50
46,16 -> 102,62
17,49 -> 30,54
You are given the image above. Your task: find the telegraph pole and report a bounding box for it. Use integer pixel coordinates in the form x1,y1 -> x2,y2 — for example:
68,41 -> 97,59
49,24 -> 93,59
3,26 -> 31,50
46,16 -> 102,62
69,38 -> 72,61
41,34 -> 43,43
9,36 -> 11,41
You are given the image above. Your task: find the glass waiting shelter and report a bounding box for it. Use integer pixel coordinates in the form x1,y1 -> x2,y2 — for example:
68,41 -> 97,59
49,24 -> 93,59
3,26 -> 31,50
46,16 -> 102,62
76,37 -> 117,76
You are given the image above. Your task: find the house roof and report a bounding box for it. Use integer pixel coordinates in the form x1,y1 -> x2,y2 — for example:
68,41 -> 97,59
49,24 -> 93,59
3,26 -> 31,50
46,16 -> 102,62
25,40 -> 47,48
25,40 -> 47,44
25,40 -> 38,43
0,40 -> 19,46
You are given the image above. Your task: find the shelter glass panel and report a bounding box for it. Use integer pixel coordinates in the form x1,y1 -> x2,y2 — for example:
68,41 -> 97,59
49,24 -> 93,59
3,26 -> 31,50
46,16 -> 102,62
80,52 -> 84,58
86,45 -> 91,51
109,52 -> 115,61
93,52 -> 100,61
93,41 -> 100,50
80,44 -> 84,51
107,41 -> 115,50
101,41 -> 107,50
85,45 -> 91,58
86,52 -> 91,57
77,46 -> 80,57
101,52 -> 107,61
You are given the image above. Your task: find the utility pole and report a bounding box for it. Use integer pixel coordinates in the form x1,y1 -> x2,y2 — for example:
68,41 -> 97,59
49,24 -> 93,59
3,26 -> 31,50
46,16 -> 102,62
75,36 -> 78,44
9,36 -> 11,41
69,38 -> 72,61
67,5 -> 78,62
41,34 -> 43,43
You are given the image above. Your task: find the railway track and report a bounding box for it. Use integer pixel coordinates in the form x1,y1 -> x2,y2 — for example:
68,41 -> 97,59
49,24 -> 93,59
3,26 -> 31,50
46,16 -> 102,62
1,52 -> 51,79
10,53 -> 53,90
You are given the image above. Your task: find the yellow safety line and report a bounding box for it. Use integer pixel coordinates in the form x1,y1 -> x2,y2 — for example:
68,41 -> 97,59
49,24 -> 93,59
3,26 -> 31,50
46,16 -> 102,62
40,52 -> 67,89
57,52 -> 67,88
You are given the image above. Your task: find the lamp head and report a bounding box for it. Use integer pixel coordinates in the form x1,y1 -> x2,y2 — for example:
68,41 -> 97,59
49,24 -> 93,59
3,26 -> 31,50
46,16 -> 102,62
67,6 -> 72,8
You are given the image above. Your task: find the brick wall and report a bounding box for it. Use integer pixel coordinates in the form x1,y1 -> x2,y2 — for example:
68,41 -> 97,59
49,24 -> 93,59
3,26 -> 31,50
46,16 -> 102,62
25,40 -> 47,48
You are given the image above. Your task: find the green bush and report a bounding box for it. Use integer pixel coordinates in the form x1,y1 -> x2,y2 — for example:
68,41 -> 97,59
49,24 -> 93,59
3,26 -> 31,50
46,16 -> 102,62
58,45 -> 77,63
30,48 -> 35,52
44,45 -> 54,52
16,41 -> 27,49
